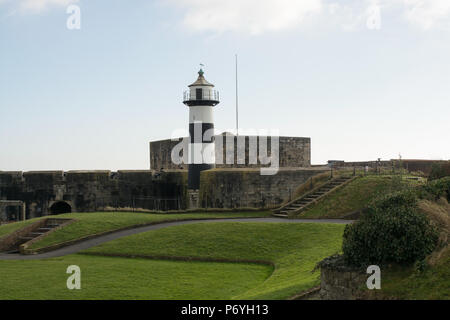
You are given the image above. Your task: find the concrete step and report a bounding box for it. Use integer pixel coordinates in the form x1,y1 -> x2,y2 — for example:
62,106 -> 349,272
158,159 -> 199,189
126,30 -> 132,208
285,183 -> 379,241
19,236 -> 34,241
272,213 -> 288,218
46,224 -> 61,228
30,232 -> 45,237
273,176 -> 355,216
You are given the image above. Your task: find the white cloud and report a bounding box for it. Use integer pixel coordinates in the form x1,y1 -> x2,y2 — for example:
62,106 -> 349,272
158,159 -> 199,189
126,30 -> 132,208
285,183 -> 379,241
0,0 -> 78,13
2,0 -> 450,31
21,0 -> 78,12
400,0 -> 450,30
167,0 -> 323,35
167,0 -> 450,34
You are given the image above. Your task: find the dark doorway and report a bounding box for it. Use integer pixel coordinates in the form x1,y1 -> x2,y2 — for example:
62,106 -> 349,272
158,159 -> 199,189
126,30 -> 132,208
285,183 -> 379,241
5,206 -> 19,222
196,88 -> 203,100
49,201 -> 72,215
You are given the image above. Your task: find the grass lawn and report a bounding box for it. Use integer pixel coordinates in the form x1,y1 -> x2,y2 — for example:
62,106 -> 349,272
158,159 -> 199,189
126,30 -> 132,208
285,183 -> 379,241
0,211 -> 271,250
83,222 -> 346,299
366,250 -> 450,300
0,254 -> 271,300
300,175 -> 421,219
0,219 -> 39,239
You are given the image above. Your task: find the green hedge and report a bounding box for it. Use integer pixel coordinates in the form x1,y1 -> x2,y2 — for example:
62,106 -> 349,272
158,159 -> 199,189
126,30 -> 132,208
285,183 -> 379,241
429,162 -> 450,181
419,176 -> 450,201
342,190 -> 438,267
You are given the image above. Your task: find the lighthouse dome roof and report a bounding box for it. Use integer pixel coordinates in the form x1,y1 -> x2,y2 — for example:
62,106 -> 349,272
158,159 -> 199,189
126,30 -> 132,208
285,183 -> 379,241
188,69 -> 215,87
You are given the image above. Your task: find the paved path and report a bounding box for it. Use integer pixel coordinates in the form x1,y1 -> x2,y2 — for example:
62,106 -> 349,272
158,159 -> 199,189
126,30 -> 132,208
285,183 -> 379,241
0,218 -> 352,261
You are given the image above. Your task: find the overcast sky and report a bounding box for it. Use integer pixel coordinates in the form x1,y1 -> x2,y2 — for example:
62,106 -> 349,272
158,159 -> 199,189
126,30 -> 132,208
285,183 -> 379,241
0,0 -> 449,171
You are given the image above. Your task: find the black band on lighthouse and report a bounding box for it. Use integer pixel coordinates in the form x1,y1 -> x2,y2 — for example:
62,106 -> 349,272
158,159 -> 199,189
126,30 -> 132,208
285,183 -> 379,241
188,163 -> 214,190
189,123 -> 215,143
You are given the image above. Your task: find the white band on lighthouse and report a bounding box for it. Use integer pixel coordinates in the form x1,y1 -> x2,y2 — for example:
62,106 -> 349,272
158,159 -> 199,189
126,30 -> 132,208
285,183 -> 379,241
189,106 -> 214,124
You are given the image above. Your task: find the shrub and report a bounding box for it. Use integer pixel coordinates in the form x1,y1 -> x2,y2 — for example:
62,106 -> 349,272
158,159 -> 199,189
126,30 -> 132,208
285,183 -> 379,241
429,162 -> 450,181
342,190 -> 438,267
419,176 -> 450,201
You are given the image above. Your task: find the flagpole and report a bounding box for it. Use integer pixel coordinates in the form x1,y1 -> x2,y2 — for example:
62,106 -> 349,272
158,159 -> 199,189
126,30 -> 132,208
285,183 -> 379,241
235,54 -> 239,136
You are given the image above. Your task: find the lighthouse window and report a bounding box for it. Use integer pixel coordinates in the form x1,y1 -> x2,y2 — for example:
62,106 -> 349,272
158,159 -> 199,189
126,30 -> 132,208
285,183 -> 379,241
196,88 -> 203,100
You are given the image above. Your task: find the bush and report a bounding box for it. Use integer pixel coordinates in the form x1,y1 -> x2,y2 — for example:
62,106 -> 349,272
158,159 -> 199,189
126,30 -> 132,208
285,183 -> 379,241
429,162 -> 450,181
419,176 -> 450,201
343,190 -> 438,267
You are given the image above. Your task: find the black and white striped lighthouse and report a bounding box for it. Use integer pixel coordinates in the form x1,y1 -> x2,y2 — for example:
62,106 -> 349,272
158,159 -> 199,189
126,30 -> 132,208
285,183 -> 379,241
183,69 -> 220,190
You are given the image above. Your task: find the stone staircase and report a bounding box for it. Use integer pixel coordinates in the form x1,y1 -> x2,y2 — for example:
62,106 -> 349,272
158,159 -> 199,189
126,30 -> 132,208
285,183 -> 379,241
2,218 -> 68,253
272,176 -> 356,218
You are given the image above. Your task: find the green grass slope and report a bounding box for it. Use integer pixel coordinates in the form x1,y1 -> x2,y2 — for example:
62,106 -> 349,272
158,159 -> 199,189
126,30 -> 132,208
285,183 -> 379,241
0,211 -> 270,250
83,222 -> 345,299
0,219 -> 40,239
300,175 -> 421,219
377,252 -> 449,300
0,254 -> 271,300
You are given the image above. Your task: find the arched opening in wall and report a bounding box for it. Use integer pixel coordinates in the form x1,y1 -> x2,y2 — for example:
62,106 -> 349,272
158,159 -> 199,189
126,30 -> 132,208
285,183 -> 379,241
5,206 -> 20,222
49,201 -> 72,215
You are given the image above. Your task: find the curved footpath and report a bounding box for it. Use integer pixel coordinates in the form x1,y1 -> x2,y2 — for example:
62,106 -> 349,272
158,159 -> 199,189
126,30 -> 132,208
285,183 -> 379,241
0,218 -> 352,261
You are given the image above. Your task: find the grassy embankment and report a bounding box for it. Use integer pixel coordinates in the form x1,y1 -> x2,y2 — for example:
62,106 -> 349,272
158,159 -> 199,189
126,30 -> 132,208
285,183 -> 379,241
0,255 -> 270,300
0,211 -> 271,250
376,251 -> 449,299
299,175 -> 423,219
375,198 -> 450,300
0,222 -> 345,300
82,222 -> 345,299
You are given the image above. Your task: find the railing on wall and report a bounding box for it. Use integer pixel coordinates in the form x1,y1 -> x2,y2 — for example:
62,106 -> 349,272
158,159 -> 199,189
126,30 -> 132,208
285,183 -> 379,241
331,165 -> 411,176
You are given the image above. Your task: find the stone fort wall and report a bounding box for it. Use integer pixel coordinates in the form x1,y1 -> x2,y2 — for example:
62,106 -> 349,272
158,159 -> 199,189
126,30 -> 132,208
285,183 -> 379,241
0,166 -> 328,221
0,170 -> 187,221
330,159 -> 449,175
150,135 -> 311,170
198,168 -> 328,209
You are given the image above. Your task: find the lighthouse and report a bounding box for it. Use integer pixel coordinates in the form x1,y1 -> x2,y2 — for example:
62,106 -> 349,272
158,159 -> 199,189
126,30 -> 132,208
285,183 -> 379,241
183,69 -> 220,190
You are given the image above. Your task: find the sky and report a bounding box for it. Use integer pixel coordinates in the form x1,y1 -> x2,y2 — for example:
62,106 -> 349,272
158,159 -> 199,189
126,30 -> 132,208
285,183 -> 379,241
0,0 -> 449,171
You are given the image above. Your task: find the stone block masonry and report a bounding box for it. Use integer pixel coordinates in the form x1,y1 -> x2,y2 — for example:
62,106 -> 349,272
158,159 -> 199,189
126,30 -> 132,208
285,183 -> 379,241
319,265 -> 367,300
317,255 -> 371,300
198,168 -> 328,209
0,170 -> 187,221
150,135 -> 311,170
